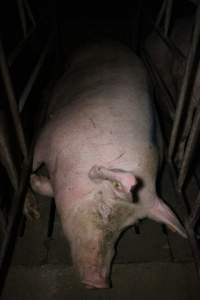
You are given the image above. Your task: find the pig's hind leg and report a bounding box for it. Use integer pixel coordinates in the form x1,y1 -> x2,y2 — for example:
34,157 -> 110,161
24,173 -> 54,221
30,174 -> 54,197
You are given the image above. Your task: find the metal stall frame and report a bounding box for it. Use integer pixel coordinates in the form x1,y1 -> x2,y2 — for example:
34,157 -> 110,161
141,0 -> 200,274
0,0 -> 59,294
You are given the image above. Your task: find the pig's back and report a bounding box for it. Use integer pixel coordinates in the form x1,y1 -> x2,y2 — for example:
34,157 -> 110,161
35,41 -> 160,195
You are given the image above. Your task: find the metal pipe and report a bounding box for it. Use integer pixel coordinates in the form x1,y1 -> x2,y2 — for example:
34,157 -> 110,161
174,102 -> 195,169
24,0 -> 36,27
0,111 -> 18,190
178,104 -> 200,189
154,27 -> 186,61
19,31 -> 55,112
0,60 -> 54,295
156,0 -> 167,28
168,4 -> 200,160
17,0 -> 28,38
164,0 -> 173,36
47,199 -> 56,237
141,48 -> 175,119
8,25 -> 37,67
0,40 -> 28,159
188,191 -> 200,228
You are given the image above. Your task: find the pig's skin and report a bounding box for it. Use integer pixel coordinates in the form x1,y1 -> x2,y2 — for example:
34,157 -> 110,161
30,41 -> 186,289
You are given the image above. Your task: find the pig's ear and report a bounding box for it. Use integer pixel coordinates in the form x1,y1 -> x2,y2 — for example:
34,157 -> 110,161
88,165 -> 137,193
147,197 -> 187,238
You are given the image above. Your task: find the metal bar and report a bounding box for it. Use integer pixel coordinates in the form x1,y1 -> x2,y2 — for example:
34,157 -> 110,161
0,65 -> 53,295
0,111 -> 18,190
178,104 -> 200,189
8,26 -> 37,67
24,0 -> 36,27
141,48 -> 175,119
169,4 -> 200,160
19,30 -> 55,112
168,161 -> 200,276
156,0 -> 167,28
188,191 -> 200,228
174,101 -> 195,169
17,0 -> 28,38
0,40 -> 28,159
154,27 -> 186,61
164,0 -> 173,36
47,198 -> 56,237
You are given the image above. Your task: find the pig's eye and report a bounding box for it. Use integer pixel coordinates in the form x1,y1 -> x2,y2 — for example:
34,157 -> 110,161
112,181 -> 122,190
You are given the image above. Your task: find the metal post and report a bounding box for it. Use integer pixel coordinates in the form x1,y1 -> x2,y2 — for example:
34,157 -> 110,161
178,104 -> 200,189
0,112 -> 18,190
164,0 -> 173,36
188,191 -> 200,228
168,4 -> 200,160
0,40 -> 28,159
19,31 -> 55,112
17,0 -> 28,38
24,0 -> 36,27
156,0 -> 167,28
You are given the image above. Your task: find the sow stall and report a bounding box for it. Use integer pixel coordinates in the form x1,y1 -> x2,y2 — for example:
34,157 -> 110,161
0,0 -> 200,299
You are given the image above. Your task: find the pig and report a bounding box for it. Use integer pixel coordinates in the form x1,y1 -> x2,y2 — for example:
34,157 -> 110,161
28,40 -> 187,289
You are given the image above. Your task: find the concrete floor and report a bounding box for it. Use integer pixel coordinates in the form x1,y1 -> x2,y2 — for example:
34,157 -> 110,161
2,164 -> 200,300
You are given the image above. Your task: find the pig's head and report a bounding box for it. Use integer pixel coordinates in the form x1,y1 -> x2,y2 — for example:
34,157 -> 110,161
63,165 -> 187,289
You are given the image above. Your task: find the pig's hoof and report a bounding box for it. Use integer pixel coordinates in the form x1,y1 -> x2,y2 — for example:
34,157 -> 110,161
24,190 -> 40,221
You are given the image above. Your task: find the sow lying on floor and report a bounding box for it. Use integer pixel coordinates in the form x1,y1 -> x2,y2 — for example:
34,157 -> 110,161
27,40 -> 187,289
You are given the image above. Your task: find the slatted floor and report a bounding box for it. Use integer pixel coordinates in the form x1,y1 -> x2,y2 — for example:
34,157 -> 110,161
2,163 -> 200,300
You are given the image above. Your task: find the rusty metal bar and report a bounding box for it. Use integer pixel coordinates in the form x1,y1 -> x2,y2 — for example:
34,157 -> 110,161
19,30 -> 55,112
0,40 -> 28,159
169,4 -> 200,160
164,0 -> 173,36
178,104 -> 200,189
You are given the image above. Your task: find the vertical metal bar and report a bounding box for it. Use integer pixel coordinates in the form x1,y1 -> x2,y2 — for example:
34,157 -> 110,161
19,31 -> 55,112
156,0 -> 167,28
168,4 -> 200,160
178,104 -> 200,189
164,0 -> 173,36
47,199 -> 56,237
17,0 -> 28,38
24,0 -> 36,27
174,101 -> 195,169
0,40 -> 28,159
188,190 -> 200,228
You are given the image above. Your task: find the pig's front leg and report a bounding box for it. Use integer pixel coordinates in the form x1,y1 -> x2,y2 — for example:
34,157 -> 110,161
24,174 -> 53,221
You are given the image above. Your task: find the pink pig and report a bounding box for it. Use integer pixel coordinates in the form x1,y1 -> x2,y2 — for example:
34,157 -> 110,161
29,41 -> 187,289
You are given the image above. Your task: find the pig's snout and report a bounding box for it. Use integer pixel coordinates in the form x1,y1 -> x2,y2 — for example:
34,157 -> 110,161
81,266 -> 110,289
82,273 -> 110,289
